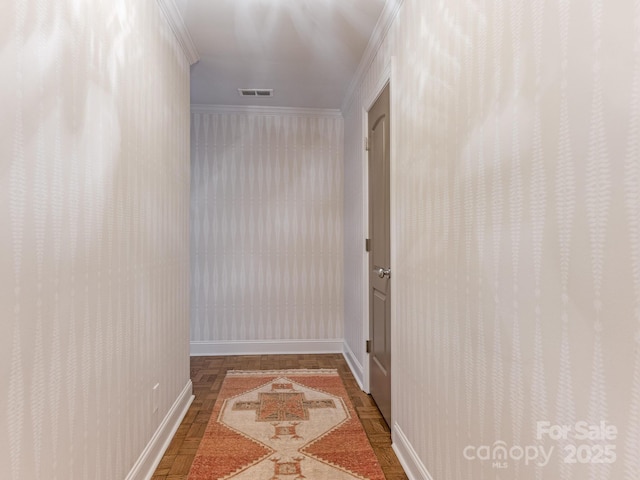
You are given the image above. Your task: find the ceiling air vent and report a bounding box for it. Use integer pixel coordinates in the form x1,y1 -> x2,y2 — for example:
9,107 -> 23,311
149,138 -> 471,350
238,88 -> 274,97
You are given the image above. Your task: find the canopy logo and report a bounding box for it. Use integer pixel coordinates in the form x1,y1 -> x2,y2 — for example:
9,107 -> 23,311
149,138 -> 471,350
463,441 -> 554,469
463,421 -> 618,469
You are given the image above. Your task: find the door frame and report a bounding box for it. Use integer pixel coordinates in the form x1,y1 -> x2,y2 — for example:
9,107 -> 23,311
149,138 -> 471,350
361,58 -> 396,397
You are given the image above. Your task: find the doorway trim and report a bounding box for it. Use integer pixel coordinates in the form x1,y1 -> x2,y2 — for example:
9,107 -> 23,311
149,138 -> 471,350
360,58 -> 395,394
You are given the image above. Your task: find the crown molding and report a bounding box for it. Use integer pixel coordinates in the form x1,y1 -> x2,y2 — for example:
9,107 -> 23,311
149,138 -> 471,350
341,0 -> 404,113
156,0 -> 200,65
191,104 -> 343,118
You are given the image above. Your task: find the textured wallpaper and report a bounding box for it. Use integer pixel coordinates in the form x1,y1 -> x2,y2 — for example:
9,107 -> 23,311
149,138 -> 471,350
190,109 -> 343,344
1,1 -> 191,479
344,0 -> 640,478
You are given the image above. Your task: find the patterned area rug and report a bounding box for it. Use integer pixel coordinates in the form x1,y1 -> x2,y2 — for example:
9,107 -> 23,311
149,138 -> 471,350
188,369 -> 386,480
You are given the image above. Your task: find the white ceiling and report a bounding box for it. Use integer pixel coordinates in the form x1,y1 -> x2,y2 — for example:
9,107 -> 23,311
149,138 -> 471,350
178,0 -> 386,109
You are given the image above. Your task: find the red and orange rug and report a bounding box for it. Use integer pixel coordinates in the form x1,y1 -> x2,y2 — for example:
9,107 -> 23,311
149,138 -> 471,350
188,369 -> 386,480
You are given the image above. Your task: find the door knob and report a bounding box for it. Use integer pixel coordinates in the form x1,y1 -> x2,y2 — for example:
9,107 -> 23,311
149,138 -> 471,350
377,268 -> 391,279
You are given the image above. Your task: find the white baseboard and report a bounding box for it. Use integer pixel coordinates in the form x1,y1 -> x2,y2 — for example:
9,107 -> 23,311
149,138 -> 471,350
392,422 -> 433,480
343,341 -> 366,391
126,380 -> 194,480
190,339 -> 344,356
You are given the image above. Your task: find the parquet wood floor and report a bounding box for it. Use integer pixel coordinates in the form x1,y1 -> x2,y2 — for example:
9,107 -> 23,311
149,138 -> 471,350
151,354 -> 408,480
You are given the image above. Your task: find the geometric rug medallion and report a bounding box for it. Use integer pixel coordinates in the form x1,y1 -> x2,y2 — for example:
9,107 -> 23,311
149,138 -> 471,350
187,369 -> 386,480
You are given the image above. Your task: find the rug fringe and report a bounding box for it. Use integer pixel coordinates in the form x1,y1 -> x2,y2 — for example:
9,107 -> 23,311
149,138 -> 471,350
225,368 -> 339,376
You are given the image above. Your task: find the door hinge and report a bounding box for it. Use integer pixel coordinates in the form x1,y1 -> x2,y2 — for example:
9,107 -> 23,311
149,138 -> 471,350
365,136 -> 369,151
366,340 -> 371,353
365,238 -> 371,252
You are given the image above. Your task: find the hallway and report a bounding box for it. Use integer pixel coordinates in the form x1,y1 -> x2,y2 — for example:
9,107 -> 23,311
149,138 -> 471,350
5,0 -> 640,478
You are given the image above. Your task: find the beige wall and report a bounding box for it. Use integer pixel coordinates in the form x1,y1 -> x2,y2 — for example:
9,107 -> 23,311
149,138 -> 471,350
344,0 -> 640,477
1,1 -> 191,479
190,108 -> 344,348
